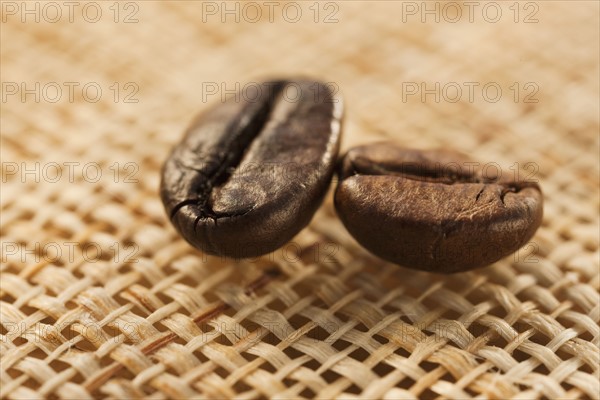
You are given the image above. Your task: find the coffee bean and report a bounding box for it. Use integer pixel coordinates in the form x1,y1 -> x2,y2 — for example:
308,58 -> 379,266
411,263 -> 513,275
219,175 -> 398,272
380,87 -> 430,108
334,143 -> 543,273
161,79 -> 343,258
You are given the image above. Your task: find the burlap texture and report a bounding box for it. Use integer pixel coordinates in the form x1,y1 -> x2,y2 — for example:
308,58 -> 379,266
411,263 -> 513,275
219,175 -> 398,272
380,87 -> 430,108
1,1 -> 599,399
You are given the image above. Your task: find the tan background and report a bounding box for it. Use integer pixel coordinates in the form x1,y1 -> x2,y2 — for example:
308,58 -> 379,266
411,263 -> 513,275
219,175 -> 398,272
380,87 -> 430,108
1,1 -> 599,398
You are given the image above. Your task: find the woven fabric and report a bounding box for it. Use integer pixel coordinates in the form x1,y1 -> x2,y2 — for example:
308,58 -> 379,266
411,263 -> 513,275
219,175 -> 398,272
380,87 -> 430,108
1,1 -> 599,399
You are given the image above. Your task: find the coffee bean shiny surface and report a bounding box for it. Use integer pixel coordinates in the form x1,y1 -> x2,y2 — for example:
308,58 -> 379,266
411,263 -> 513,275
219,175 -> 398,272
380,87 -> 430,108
334,143 -> 543,273
161,79 -> 343,258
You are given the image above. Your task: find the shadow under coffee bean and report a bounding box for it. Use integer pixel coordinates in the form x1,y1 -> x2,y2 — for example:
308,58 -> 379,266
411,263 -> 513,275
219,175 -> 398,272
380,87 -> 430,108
160,79 -> 343,258
334,143 -> 543,273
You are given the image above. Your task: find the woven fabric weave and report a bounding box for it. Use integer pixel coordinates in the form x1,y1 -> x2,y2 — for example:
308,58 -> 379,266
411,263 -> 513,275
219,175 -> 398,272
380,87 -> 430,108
1,2 -> 599,399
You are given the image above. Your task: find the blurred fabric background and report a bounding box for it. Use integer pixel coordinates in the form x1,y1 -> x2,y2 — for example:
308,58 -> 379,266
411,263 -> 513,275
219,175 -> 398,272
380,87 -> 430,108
1,2 -> 598,398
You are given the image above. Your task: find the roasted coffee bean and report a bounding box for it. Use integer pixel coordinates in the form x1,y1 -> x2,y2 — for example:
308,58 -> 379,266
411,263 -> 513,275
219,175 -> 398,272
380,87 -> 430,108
161,79 -> 343,258
334,143 -> 543,273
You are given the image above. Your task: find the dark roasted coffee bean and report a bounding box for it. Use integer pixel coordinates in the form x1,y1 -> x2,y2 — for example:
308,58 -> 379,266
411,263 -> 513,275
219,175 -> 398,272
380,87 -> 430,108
334,143 -> 543,273
161,79 -> 343,258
